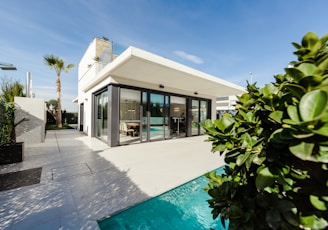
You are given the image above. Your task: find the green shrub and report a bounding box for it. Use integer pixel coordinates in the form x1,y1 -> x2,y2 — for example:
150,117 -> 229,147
0,100 -> 25,144
202,32 -> 328,230
0,100 -> 14,144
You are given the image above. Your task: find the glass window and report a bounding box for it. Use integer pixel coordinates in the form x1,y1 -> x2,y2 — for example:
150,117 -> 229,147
200,100 -> 208,134
149,93 -> 165,141
95,90 -> 108,141
170,96 -> 186,138
191,100 -> 200,135
118,87 -> 210,145
119,88 -> 141,145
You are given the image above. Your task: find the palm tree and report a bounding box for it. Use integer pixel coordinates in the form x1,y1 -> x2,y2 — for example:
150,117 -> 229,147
43,54 -> 74,128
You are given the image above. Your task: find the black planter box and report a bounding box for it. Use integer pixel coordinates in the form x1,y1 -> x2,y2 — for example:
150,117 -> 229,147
0,142 -> 24,165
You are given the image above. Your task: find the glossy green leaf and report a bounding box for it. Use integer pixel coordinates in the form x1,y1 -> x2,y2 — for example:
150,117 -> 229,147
313,123 -> 328,137
291,42 -> 301,49
287,105 -> 300,122
315,58 -> 328,75
284,83 -> 306,99
289,142 -> 314,161
236,151 -> 251,166
294,48 -> 310,59
301,32 -> 319,48
297,63 -> 317,76
299,75 -> 323,88
322,74 -> 328,82
299,90 -> 327,121
316,152 -> 328,163
269,111 -> 283,123
203,119 -> 214,129
241,133 -> 254,148
285,68 -> 304,82
310,195 -> 327,211
291,132 -> 314,139
212,144 -> 227,153
256,167 -> 276,189
269,128 -> 294,143
245,153 -> 257,170
252,156 -> 266,165
215,114 -> 235,132
300,214 -> 328,229
262,84 -> 278,96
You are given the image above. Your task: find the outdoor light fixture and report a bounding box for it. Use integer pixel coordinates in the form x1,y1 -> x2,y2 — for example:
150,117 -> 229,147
159,84 -> 164,89
0,62 -> 17,70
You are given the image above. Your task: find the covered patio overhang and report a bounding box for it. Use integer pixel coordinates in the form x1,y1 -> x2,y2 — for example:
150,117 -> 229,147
83,46 -> 246,98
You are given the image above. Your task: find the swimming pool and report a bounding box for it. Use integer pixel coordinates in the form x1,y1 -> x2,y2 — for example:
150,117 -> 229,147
98,166 -> 228,229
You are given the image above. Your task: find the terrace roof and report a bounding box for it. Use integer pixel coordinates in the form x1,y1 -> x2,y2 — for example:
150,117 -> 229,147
83,46 -> 246,97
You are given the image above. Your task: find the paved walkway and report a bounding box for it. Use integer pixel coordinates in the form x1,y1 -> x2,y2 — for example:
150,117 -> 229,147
0,130 -> 225,229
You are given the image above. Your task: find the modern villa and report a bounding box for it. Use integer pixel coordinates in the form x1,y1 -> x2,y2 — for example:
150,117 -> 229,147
77,38 -> 245,147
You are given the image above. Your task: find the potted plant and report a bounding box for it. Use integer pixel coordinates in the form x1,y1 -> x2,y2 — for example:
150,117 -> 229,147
0,99 -> 26,165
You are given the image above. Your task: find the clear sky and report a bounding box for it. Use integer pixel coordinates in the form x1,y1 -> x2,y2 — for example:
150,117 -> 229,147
1,0 -> 328,112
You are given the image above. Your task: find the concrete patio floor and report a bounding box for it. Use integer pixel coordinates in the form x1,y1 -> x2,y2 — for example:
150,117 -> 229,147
0,129 -> 225,229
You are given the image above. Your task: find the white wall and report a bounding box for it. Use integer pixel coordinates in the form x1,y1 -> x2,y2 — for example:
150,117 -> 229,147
78,38 -> 113,136
14,97 -> 46,143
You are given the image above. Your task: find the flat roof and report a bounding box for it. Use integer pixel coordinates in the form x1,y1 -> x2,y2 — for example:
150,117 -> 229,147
83,46 -> 246,97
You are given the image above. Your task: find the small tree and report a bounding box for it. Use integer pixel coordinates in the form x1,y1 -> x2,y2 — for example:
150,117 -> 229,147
44,54 -> 74,128
0,77 -> 24,102
0,79 -> 26,145
46,99 -> 58,110
202,32 -> 328,230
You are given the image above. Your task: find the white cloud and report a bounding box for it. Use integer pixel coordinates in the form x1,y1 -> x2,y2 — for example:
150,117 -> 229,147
174,50 -> 204,64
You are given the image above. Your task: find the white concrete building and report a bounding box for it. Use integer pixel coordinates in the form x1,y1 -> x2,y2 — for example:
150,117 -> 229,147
77,38 -> 245,147
216,95 -> 238,118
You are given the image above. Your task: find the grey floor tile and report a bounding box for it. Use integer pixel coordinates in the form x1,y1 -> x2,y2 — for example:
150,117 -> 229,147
0,181 -> 76,229
0,130 -> 220,229
52,163 -> 92,180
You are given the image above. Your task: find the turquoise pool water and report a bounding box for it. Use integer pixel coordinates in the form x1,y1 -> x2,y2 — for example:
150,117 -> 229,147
98,167 -> 228,230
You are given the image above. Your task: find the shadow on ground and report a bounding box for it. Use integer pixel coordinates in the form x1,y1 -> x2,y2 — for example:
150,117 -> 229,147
0,130 -> 150,229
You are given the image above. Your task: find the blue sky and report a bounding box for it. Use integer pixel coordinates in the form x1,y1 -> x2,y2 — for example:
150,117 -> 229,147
1,0 -> 328,112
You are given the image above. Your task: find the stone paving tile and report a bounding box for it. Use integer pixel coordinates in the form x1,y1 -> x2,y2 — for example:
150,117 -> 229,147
51,163 -> 92,181
0,129 -> 224,229
0,180 -> 76,229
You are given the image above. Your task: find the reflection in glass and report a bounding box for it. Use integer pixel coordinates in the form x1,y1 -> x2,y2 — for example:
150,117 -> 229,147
164,95 -> 170,139
118,87 -> 209,145
150,93 -> 165,141
170,96 -> 186,138
141,91 -> 148,142
95,91 -> 108,141
119,88 -> 141,145
200,101 -> 208,134
191,100 -> 199,135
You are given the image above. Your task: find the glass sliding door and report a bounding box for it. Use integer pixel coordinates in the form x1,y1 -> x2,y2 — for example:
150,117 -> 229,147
170,96 -> 186,138
95,91 -> 108,141
191,100 -> 200,135
200,100 -> 208,134
119,88 -> 141,145
191,99 -> 209,135
141,92 -> 169,142
149,93 -> 165,141
117,86 -> 210,145
141,91 -> 148,142
164,95 -> 170,139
